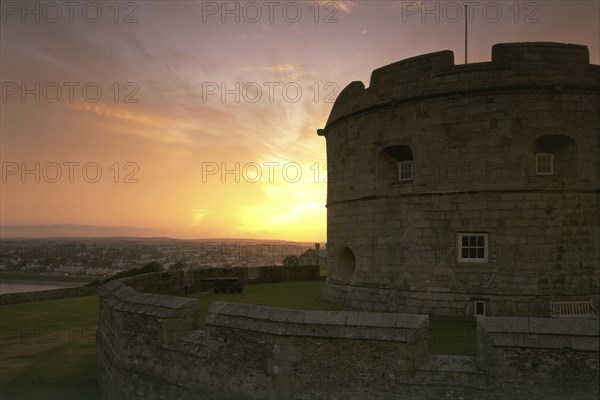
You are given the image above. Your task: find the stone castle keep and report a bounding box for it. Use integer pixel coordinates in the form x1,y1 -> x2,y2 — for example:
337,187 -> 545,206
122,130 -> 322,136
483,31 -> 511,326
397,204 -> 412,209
318,42 -> 600,317
94,43 -> 599,399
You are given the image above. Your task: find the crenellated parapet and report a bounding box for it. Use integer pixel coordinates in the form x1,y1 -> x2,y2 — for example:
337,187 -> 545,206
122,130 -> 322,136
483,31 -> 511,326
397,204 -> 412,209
323,42 -> 600,131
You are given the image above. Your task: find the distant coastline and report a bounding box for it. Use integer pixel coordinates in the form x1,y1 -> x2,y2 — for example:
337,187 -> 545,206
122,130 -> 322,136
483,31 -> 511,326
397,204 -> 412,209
0,273 -> 93,295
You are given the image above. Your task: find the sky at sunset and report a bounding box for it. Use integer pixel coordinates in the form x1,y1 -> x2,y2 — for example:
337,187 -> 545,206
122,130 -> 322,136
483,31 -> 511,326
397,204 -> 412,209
1,0 -> 598,241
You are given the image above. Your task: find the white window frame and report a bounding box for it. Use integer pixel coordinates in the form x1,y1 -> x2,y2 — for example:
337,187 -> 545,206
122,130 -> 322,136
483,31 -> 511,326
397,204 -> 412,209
474,301 -> 486,316
397,160 -> 413,182
457,233 -> 488,263
535,153 -> 554,175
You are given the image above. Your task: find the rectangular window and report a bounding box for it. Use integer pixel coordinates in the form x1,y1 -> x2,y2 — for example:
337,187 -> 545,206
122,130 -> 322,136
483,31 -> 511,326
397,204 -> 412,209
536,153 -> 554,175
474,301 -> 486,316
397,161 -> 413,181
457,233 -> 488,262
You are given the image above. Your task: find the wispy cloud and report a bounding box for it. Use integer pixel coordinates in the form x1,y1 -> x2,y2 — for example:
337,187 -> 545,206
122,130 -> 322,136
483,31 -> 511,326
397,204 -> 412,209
236,64 -> 308,73
68,102 -> 163,128
0,224 -> 165,238
318,0 -> 359,13
192,209 -> 209,224
2,0 -> 597,242
262,64 -> 304,72
234,63 -> 318,80
64,102 -> 193,145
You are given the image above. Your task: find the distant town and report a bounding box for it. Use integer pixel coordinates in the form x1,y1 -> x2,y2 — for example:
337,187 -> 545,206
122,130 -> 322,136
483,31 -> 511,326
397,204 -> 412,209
0,237 -> 319,277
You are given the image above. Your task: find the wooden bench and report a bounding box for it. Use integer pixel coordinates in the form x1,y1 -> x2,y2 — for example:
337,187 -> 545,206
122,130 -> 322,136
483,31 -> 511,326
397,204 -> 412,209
200,277 -> 244,294
550,300 -> 597,318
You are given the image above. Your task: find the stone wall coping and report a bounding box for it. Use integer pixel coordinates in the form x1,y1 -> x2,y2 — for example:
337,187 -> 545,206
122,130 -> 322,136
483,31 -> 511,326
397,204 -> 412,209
206,301 -> 428,342
208,301 -> 427,328
478,316 -> 599,351
370,42 -> 591,84
99,280 -> 198,318
98,279 -> 127,294
119,270 -> 183,285
478,316 -> 599,336
370,50 -> 454,81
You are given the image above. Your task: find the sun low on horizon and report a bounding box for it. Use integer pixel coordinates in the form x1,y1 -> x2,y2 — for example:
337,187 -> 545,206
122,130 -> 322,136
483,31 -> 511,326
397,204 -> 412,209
1,0 -> 598,242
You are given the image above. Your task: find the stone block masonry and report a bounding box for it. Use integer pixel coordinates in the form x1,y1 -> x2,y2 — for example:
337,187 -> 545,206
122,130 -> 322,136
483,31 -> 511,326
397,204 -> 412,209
477,316 -> 599,399
96,273 -> 599,399
318,42 -> 600,317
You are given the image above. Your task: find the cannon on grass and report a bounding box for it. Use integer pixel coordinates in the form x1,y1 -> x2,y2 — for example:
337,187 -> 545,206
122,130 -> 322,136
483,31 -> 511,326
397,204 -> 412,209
200,277 -> 245,294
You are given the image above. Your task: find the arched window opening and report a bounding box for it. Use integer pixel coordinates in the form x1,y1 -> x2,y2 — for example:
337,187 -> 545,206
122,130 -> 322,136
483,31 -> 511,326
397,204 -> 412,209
377,145 -> 414,187
338,247 -> 356,281
533,135 -> 577,177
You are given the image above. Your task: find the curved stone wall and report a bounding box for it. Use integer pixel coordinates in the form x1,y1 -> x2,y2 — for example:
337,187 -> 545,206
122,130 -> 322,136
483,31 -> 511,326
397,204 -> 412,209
96,272 -> 599,399
118,265 -> 320,297
319,42 -> 600,316
96,279 -> 432,399
0,285 -> 97,305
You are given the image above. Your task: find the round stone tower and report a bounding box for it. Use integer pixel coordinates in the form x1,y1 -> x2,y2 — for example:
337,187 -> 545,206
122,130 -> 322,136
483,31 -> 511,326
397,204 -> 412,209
318,42 -> 600,318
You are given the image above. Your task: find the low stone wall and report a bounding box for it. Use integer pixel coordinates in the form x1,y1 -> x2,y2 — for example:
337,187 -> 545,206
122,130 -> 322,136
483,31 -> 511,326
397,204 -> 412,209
96,280 -> 431,399
0,265 -> 320,306
96,276 -> 600,399
96,280 -> 201,399
478,316 -> 599,400
324,281 -> 600,318
192,264 -> 321,289
0,286 -> 97,305
204,302 -> 429,399
119,270 -> 187,296
119,265 -> 321,297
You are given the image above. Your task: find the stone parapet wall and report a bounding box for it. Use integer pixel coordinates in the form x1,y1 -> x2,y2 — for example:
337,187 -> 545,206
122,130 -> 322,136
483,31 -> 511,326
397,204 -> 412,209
120,270 -> 187,296
0,265 -> 320,305
191,264 -> 321,288
96,280 -> 203,399
96,279 -> 438,400
207,301 -> 429,342
477,316 -> 599,399
0,285 -> 97,305
115,264 -> 321,298
204,302 -> 429,399
96,273 -> 600,399
326,42 -> 599,129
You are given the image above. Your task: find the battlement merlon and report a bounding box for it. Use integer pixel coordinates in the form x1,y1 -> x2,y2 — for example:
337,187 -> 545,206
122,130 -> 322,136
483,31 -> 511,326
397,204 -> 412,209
491,42 -> 589,66
318,42 -> 600,135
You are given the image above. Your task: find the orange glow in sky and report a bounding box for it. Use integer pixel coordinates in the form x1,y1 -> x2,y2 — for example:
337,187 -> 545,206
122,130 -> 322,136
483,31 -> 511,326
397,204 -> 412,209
1,1 -> 598,241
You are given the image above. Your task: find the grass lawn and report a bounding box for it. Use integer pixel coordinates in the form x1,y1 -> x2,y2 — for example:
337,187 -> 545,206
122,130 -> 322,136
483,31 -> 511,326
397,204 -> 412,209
427,318 -> 477,356
0,296 -> 100,400
192,281 -> 476,355
191,280 -> 343,327
0,280 -> 476,399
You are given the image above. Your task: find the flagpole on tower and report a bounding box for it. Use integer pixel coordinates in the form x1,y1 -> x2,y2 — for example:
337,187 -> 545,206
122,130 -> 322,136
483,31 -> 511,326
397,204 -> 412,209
465,4 -> 468,64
